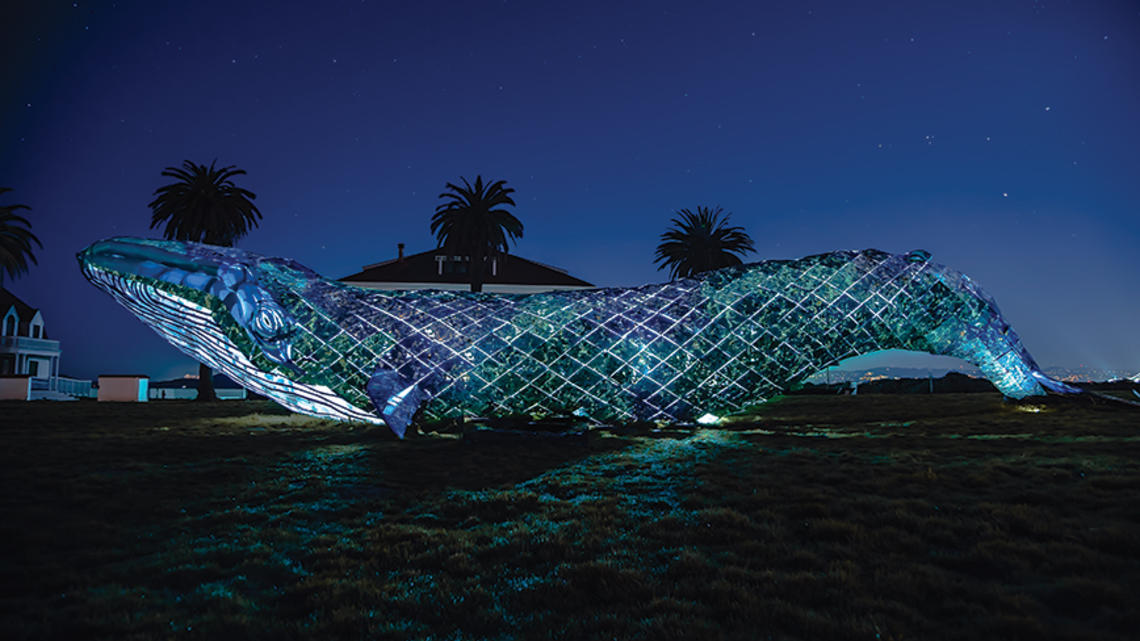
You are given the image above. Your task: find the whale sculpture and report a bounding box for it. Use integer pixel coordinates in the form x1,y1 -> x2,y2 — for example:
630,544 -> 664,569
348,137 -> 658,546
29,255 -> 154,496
78,237 -> 1080,437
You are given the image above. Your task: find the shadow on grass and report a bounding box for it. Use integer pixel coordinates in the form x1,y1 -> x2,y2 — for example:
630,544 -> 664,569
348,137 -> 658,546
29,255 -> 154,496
2,394 -> 1138,640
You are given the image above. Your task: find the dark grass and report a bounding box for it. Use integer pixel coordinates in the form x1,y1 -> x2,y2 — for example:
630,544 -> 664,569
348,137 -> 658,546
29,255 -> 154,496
1,394 -> 1138,640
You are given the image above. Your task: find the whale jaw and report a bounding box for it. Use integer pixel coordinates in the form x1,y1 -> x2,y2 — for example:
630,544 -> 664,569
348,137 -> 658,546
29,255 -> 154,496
78,238 -> 398,433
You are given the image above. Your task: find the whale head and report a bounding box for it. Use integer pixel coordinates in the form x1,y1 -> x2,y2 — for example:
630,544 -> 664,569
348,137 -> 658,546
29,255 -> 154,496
77,237 -> 405,431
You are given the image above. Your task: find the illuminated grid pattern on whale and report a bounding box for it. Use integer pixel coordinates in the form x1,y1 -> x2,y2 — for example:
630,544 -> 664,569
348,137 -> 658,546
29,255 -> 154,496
273,248 -> 1042,424
83,240 -> 1046,429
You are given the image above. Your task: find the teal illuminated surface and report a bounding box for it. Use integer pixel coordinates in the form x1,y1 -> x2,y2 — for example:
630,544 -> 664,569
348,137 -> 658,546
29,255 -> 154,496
79,238 -> 1075,437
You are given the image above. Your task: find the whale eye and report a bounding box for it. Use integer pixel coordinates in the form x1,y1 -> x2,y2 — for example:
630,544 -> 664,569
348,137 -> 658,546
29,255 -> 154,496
251,303 -> 290,341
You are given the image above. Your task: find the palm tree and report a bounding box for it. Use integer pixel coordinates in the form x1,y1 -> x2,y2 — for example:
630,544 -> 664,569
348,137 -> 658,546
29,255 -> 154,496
148,160 -> 262,245
430,175 -> 523,293
0,188 -> 42,287
654,205 -> 755,279
148,160 -> 263,401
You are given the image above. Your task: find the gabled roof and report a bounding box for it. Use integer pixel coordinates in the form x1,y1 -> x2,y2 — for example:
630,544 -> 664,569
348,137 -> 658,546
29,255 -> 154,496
340,248 -> 594,288
1,287 -> 36,319
0,287 -> 44,337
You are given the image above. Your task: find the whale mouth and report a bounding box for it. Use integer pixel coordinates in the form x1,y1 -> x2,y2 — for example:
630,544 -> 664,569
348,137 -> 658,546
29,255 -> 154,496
78,258 -> 232,375
78,239 -> 231,343
78,237 -> 216,281
78,237 -> 392,430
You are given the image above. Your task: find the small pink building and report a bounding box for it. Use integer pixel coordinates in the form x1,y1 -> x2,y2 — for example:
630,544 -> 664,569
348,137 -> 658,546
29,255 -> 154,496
97,375 -> 149,402
0,374 -> 32,401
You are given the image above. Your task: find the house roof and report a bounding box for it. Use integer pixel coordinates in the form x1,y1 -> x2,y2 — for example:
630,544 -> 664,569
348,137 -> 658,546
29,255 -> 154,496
0,287 -> 44,337
1,287 -> 36,318
340,248 -> 594,288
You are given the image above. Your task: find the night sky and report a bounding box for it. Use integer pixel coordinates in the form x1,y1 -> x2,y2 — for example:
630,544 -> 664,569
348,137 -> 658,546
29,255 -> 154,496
3,0 -> 1138,382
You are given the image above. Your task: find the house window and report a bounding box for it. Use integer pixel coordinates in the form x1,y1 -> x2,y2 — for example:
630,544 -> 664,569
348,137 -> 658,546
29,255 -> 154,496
28,360 -> 39,376
444,259 -> 468,275
3,315 -> 14,336
32,324 -> 42,339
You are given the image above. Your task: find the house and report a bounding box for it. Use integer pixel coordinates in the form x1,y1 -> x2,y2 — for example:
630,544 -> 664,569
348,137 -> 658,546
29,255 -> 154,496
0,288 -> 91,399
340,243 -> 594,294
1,287 -> 61,389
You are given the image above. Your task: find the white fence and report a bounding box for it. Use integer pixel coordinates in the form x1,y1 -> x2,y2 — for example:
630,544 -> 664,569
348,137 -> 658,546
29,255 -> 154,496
56,377 -> 96,398
28,376 -> 97,398
149,388 -> 247,400
2,376 -> 249,400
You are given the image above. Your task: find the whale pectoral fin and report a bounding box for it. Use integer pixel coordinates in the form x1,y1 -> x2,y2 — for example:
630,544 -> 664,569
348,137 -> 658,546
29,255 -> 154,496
365,367 -> 425,439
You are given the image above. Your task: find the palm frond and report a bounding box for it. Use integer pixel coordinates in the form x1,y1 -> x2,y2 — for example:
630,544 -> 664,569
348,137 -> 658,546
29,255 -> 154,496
432,175 -> 524,292
147,159 -> 262,246
654,205 -> 755,280
0,189 -> 42,282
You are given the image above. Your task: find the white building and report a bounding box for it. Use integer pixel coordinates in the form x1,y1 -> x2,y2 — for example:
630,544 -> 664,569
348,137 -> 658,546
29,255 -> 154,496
340,244 -> 594,294
1,287 -> 61,391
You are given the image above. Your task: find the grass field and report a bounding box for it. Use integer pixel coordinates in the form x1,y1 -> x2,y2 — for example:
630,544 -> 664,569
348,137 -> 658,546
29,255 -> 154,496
1,394 -> 1138,640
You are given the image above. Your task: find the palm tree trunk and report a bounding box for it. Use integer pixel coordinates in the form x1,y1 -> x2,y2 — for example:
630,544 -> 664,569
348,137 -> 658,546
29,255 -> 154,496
196,362 -> 217,401
197,235 -> 223,400
469,248 -> 485,293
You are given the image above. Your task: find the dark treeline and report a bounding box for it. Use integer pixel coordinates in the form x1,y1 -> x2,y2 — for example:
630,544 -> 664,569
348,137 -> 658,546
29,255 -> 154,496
794,372 -> 1137,396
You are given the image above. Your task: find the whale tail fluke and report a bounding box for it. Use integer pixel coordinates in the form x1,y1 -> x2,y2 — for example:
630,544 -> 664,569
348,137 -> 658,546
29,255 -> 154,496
1027,370 -> 1140,408
1085,389 -> 1140,408
1031,370 -> 1084,396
